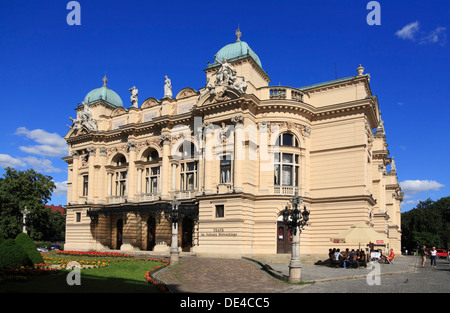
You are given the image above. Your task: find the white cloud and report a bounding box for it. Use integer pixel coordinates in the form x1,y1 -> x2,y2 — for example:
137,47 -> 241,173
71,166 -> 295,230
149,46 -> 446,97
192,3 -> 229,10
53,181 -> 68,196
0,154 -> 26,168
420,26 -> 447,46
400,179 -> 445,195
15,127 -> 68,157
21,156 -> 62,173
395,21 -> 447,46
395,21 -> 420,40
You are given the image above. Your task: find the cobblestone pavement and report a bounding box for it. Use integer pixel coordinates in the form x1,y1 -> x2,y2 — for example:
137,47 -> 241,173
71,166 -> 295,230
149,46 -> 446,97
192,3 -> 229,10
155,255 -> 450,293
155,257 -> 292,293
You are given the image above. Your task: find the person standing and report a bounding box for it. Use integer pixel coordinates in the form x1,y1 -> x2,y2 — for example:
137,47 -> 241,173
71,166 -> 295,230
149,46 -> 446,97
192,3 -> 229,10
430,247 -> 437,268
419,245 -> 427,268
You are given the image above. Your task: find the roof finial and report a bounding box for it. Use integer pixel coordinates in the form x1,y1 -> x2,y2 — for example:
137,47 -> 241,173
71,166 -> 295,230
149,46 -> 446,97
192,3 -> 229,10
102,74 -> 108,87
236,25 -> 242,42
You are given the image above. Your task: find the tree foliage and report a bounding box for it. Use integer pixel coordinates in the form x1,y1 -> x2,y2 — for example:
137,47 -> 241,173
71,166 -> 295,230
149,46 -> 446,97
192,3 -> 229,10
401,196 -> 449,252
0,167 -> 56,240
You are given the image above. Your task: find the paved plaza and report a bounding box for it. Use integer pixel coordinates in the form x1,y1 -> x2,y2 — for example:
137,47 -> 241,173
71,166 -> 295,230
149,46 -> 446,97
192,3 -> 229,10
154,255 -> 450,293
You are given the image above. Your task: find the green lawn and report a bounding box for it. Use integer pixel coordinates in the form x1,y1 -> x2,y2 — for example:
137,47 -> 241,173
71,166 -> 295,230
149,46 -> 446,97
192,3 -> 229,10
0,254 -> 167,293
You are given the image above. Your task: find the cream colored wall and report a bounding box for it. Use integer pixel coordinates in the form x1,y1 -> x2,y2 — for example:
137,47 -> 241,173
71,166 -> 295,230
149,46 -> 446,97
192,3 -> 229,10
64,60 -> 402,256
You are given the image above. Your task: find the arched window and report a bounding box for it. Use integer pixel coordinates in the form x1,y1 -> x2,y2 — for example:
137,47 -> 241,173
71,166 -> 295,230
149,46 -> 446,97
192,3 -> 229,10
111,154 -> 127,197
273,133 -> 300,193
275,133 -> 299,147
142,149 -> 160,195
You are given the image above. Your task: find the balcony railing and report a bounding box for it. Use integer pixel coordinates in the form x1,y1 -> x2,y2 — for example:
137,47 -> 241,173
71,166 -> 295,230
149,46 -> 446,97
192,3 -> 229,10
139,193 -> 160,202
273,186 -> 299,196
108,196 -> 127,204
174,190 -> 196,199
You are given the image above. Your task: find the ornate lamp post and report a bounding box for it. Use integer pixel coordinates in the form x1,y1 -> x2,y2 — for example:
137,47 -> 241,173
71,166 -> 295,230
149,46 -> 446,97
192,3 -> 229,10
166,198 -> 180,265
282,194 -> 310,283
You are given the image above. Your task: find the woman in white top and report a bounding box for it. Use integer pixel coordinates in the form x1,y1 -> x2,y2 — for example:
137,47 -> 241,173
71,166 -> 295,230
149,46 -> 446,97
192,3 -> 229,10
430,247 -> 437,268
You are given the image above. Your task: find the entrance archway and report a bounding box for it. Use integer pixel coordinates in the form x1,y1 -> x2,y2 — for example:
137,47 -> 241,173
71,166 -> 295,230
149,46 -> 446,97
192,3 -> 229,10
181,217 -> 194,252
116,219 -> 123,249
277,221 -> 292,254
147,216 -> 156,251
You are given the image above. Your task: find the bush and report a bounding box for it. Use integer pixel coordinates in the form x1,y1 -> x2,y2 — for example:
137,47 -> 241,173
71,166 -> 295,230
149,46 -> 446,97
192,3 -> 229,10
0,239 -> 32,269
15,233 -> 44,265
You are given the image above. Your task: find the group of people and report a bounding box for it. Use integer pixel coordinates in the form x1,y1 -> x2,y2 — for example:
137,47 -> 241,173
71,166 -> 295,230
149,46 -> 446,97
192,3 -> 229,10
329,248 -> 367,268
418,245 -> 439,268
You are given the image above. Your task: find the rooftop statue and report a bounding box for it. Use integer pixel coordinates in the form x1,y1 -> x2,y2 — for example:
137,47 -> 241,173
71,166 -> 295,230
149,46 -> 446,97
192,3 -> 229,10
212,55 -> 247,95
68,102 -> 98,133
212,55 -> 234,86
164,75 -> 173,99
129,86 -> 139,108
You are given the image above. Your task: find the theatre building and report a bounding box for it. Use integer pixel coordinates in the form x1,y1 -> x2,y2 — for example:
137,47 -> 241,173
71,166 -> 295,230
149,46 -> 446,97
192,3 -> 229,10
63,30 -> 403,257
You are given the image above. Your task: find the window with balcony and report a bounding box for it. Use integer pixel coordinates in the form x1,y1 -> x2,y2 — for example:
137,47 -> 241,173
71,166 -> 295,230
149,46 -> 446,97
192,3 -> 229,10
273,133 -> 300,195
180,161 -> 197,191
178,142 -> 198,192
274,153 -> 299,187
220,156 -> 232,184
142,148 -> 160,197
145,167 -> 159,194
115,171 -> 127,196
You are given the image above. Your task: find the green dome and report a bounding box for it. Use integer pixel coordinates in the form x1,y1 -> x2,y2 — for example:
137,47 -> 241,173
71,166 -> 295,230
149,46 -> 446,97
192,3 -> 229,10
212,29 -> 263,69
84,75 -> 123,108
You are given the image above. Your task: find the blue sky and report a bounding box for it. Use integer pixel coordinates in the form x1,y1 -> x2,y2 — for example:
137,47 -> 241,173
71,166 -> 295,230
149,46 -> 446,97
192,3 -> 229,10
0,0 -> 448,211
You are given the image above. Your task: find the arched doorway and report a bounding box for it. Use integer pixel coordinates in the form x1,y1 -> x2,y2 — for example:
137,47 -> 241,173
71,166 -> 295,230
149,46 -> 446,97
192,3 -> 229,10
116,219 -> 123,249
181,217 -> 194,252
147,216 -> 156,251
277,220 -> 292,254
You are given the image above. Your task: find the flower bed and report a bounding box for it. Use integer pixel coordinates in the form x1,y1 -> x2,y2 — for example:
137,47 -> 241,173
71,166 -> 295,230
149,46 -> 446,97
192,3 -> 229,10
56,250 -> 133,258
2,249 -> 170,292
144,260 -> 170,293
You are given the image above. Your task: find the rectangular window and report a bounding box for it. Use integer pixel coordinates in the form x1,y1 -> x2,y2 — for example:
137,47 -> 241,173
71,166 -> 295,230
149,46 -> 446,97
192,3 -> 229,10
76,212 -> 81,222
115,171 -> 127,196
215,205 -> 224,218
220,156 -> 231,183
145,166 -> 159,194
274,153 -> 299,187
82,175 -> 88,196
180,161 -> 197,191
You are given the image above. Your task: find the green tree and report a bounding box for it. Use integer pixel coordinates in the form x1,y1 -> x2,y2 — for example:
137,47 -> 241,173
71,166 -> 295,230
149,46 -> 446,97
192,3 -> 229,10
401,196 -> 449,252
0,167 -> 56,240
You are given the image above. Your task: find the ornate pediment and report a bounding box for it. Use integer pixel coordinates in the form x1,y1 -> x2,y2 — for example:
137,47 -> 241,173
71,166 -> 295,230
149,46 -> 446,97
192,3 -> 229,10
141,97 -> 161,109
111,107 -> 127,117
175,87 -> 198,100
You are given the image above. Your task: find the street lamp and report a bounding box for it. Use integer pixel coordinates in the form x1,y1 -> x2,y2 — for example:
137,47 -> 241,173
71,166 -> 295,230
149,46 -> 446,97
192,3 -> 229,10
166,197 -> 180,265
282,194 -> 310,283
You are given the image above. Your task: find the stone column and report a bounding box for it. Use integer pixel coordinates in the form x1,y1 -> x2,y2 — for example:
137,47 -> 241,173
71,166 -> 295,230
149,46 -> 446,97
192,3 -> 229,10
127,141 -> 137,202
160,133 -> 171,199
107,171 -> 113,198
137,166 -> 143,196
87,146 -> 96,204
71,150 -> 80,204
231,116 -> 244,192
203,124 -> 214,195
98,147 -> 107,204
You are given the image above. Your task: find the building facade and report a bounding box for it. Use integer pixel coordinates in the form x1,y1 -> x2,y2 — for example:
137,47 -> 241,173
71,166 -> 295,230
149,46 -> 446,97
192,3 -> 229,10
63,31 -> 403,257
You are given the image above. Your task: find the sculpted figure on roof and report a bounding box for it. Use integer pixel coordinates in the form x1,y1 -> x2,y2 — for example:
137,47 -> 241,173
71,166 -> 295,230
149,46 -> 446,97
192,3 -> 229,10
68,102 -> 98,133
164,75 -> 173,99
213,55 -> 234,86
